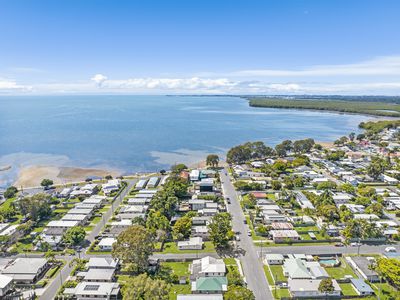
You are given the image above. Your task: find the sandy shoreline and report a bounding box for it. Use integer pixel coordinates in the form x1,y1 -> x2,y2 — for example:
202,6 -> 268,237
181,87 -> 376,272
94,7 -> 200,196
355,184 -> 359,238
14,165 -> 121,188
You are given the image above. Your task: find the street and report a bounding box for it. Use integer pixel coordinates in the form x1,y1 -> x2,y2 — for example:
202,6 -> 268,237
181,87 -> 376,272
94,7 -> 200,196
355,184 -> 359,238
39,178 -> 137,300
220,169 -> 274,300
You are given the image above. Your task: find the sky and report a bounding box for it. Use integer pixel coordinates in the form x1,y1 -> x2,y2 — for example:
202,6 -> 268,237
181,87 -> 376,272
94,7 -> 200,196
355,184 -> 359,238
0,0 -> 400,95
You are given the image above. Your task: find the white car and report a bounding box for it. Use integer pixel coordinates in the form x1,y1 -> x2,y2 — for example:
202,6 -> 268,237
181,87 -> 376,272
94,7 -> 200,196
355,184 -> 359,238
385,246 -> 397,253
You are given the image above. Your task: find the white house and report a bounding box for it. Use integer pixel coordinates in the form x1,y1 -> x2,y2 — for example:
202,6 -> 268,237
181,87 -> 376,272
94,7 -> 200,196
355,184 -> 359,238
177,237 -> 203,250
264,254 -> 284,265
98,237 -> 116,251
288,279 -> 341,298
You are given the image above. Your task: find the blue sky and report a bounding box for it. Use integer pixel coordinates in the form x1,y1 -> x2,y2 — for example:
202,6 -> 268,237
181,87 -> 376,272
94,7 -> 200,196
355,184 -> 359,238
1,0 -> 400,94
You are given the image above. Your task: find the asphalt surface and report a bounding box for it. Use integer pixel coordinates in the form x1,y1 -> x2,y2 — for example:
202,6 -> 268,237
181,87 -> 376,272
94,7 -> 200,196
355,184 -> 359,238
256,243 -> 400,256
220,169 -> 273,300
39,179 -> 137,300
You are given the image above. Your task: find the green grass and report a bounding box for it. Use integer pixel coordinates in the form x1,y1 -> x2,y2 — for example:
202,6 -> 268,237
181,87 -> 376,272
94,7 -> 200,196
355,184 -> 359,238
294,226 -> 319,232
90,216 -> 102,225
324,258 -> 357,279
339,283 -> 358,296
263,265 -> 275,285
269,265 -> 286,282
169,284 -> 191,300
159,241 -> 216,254
223,258 -> 237,265
162,262 -> 190,277
371,282 -> 398,300
272,287 -> 290,299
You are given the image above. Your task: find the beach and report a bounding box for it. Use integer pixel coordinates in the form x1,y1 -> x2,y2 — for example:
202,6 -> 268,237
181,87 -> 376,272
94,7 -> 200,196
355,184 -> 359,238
14,165 -> 121,188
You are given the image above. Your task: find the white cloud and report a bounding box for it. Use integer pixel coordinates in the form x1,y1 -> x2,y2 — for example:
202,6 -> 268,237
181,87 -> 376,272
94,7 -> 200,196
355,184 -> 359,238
91,74 -> 108,86
3,55 -> 400,95
0,78 -> 31,92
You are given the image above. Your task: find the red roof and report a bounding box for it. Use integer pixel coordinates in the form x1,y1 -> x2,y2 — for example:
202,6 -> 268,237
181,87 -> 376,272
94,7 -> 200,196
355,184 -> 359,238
251,192 -> 267,199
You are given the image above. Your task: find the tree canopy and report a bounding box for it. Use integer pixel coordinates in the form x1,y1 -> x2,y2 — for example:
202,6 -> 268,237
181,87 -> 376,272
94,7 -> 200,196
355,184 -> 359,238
224,285 -> 255,300
208,212 -> 233,248
122,273 -> 170,300
206,154 -> 220,168
112,225 -> 154,273
63,226 -> 86,246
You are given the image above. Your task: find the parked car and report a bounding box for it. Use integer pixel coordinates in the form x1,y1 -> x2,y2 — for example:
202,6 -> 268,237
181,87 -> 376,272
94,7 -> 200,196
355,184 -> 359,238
247,230 -> 251,236
385,246 -> 397,253
334,243 -> 344,247
350,242 -> 361,247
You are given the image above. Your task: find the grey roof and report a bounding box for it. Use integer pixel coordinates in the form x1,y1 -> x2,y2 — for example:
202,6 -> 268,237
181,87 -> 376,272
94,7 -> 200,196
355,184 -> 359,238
0,274 -> 12,288
83,268 -> 115,281
351,257 -> 378,277
87,257 -> 118,269
351,278 -> 374,293
74,282 -> 120,296
2,258 -> 47,275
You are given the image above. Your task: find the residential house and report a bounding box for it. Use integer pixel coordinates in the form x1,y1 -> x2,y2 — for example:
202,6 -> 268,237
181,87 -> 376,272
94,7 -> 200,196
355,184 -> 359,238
270,230 -> 300,243
2,258 -> 48,284
288,279 -> 341,298
350,278 -> 374,296
0,274 -> 13,297
178,237 -> 203,250
347,257 -> 379,282
191,277 -> 228,294
264,254 -> 284,265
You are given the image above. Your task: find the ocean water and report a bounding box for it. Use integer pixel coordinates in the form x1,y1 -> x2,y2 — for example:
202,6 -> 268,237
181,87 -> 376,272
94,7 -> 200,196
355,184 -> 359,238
0,95 -> 374,186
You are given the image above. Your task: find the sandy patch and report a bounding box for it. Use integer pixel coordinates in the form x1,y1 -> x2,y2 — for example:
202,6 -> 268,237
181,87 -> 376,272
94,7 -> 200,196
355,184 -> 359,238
14,165 -> 120,188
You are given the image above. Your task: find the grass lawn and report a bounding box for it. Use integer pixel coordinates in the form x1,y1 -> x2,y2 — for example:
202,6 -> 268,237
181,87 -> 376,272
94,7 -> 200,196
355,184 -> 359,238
339,283 -> 358,296
169,284 -> 191,300
223,258 -> 236,265
99,205 -> 111,213
90,216 -> 102,225
371,282 -> 398,300
161,262 -> 190,277
159,241 -> 216,254
293,226 -> 319,232
272,287 -> 290,299
325,258 -> 357,279
83,225 -> 94,232
269,265 -> 286,282
263,265 -> 275,285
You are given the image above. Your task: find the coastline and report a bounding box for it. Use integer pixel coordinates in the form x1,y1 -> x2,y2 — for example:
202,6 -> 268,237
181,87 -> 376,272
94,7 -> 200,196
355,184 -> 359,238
13,165 -> 121,188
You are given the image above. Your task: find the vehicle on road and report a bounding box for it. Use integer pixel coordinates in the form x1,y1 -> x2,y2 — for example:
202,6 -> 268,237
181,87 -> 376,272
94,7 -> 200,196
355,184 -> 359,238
334,242 -> 344,247
235,235 -> 241,241
243,219 -> 247,224
350,242 -> 361,247
247,230 -> 251,236
385,246 -> 397,252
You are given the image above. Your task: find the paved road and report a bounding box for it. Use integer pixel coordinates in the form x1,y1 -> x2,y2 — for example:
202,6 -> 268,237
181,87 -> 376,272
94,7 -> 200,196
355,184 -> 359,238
220,169 -> 273,300
256,243 -> 400,256
39,179 -> 137,300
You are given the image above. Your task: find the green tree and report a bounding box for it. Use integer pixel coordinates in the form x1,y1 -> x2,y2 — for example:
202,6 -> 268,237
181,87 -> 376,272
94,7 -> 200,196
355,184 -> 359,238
172,215 -> 192,240
40,178 -> 54,188
171,163 -> 187,174
318,278 -> 335,297
224,285 -> 255,300
375,258 -> 400,288
4,186 -> 18,199
122,273 -> 170,300
112,225 -> 154,273
227,268 -> 244,286
63,226 -> 86,247
206,154 -> 220,168
365,202 -> 384,218
146,210 -> 170,242
271,180 -> 282,190
18,193 -> 52,222
208,213 -> 233,248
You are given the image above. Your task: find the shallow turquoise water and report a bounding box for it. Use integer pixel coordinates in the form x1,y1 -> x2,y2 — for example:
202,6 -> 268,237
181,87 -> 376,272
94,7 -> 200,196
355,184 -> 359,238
0,95 -> 374,186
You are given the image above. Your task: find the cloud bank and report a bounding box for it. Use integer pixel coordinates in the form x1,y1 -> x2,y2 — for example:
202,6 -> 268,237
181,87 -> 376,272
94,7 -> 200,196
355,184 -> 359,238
1,55 -> 400,95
